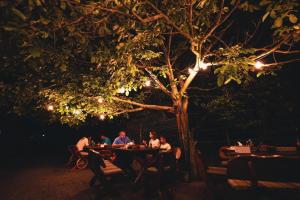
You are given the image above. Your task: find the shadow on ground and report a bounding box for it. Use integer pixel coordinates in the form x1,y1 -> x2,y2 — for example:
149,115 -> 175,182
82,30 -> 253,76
0,165 -> 208,200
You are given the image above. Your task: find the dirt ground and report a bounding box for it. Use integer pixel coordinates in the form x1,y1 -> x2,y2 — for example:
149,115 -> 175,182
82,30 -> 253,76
0,165 -> 208,200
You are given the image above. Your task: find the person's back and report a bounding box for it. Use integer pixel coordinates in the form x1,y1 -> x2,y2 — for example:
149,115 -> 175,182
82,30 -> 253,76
76,137 -> 89,153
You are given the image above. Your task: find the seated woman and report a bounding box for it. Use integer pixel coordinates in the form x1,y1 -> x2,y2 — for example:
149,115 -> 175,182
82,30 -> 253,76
159,135 -> 171,151
148,130 -> 160,148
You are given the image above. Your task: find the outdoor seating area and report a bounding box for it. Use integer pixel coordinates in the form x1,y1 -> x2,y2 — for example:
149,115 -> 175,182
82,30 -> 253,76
206,144 -> 300,199
1,1 -> 300,200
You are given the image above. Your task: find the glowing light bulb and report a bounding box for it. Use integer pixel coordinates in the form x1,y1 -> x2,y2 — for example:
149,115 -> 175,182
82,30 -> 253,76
195,58 -> 209,70
188,68 -> 197,75
97,97 -> 104,103
254,61 -> 264,69
118,87 -> 125,94
73,109 -> 81,115
145,80 -> 151,87
198,61 -> 209,70
47,105 -> 54,111
99,114 -> 105,120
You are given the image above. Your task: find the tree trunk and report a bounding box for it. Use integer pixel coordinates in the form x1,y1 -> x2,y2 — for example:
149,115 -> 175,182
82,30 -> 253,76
175,98 -> 206,180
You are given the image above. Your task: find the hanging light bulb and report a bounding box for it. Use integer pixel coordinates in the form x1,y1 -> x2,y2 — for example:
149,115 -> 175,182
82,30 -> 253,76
118,87 -> 125,94
99,114 -> 105,120
188,68 -> 197,75
97,97 -> 104,103
73,109 -> 81,115
198,60 -> 209,70
47,105 -> 54,111
254,61 -> 264,69
195,57 -> 209,70
144,80 -> 151,87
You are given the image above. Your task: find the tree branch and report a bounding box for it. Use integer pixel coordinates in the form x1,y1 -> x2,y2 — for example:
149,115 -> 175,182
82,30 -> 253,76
180,66 -> 199,96
113,107 -> 144,116
165,31 -> 179,98
201,0 -> 224,44
263,58 -> 300,67
254,37 -> 290,60
112,97 -> 174,112
188,87 -> 218,92
146,1 -> 194,42
187,0 -> 193,36
144,68 -> 172,97
257,49 -> 300,54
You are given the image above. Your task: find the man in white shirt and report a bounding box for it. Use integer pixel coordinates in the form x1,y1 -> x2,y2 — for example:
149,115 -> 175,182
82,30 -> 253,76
148,130 -> 160,148
76,136 -> 90,155
159,135 -> 171,151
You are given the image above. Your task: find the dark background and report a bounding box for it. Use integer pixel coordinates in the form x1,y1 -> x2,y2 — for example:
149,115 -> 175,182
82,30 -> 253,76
1,61 -> 299,167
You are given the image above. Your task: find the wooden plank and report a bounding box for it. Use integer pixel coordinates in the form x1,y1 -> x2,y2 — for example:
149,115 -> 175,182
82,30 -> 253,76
227,179 -> 252,189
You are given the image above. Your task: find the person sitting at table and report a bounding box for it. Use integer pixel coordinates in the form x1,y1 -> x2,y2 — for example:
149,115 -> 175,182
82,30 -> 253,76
99,133 -> 111,145
159,135 -> 171,151
148,130 -> 160,148
76,136 -> 91,155
112,131 -> 131,147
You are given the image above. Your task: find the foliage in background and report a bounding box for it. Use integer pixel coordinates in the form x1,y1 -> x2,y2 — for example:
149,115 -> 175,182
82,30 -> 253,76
0,0 -> 299,126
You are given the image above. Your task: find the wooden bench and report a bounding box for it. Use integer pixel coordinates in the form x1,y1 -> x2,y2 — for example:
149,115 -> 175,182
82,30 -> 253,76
88,149 -> 123,187
227,156 -> 300,190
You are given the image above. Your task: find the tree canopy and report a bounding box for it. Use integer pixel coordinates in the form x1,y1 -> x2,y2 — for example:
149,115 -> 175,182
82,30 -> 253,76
1,0 -> 300,125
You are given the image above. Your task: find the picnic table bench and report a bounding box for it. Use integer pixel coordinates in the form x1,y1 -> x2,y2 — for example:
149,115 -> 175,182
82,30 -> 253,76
226,155 -> 300,190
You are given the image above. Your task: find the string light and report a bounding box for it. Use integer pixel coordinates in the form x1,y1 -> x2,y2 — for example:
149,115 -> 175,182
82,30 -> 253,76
118,87 -> 125,94
47,105 -> 54,111
195,57 -> 210,70
73,109 -> 81,115
99,114 -> 105,120
196,60 -> 209,70
97,97 -> 104,103
254,61 -> 264,69
188,67 -> 198,75
144,80 -> 151,87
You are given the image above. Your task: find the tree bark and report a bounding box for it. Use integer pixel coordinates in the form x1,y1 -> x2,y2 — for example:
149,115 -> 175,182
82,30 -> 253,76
175,97 -> 206,180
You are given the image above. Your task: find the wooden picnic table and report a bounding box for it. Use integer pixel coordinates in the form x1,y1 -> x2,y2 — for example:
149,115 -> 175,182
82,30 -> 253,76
112,147 -> 160,183
87,145 -> 113,159
87,145 -> 172,183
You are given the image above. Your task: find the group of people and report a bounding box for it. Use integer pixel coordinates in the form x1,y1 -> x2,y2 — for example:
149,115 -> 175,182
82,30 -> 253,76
112,130 -> 171,151
75,130 -> 172,154
142,130 -> 172,151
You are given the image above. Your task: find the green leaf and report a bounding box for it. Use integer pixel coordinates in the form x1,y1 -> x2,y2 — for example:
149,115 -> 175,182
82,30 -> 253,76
214,68 -> 221,74
34,0 -> 42,6
60,1 -> 67,10
224,77 -> 232,85
60,63 -> 67,72
256,72 -> 263,77
91,56 -> 96,63
217,76 -> 224,87
270,10 -> 276,18
274,17 -> 283,28
30,47 -> 42,58
289,14 -> 298,24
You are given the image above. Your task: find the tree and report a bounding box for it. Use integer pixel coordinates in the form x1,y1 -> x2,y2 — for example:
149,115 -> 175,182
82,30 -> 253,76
1,0 -> 300,178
